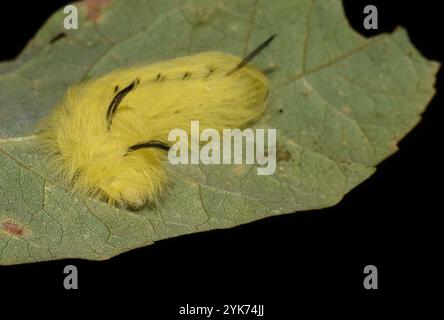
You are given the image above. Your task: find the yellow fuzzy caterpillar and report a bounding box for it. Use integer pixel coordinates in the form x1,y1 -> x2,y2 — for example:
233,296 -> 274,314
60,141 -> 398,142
39,35 -> 275,210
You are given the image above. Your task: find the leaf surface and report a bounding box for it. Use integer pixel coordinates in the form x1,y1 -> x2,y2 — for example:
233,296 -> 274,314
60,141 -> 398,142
0,0 -> 439,264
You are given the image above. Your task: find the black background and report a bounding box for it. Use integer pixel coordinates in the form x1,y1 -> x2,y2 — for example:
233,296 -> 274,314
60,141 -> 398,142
0,0 -> 441,314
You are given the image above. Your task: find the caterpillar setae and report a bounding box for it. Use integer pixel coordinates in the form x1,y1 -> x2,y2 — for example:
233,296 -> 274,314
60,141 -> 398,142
39,35 -> 275,210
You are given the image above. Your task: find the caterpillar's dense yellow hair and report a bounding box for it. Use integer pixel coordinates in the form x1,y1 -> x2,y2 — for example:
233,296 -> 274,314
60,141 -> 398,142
39,37 -> 273,209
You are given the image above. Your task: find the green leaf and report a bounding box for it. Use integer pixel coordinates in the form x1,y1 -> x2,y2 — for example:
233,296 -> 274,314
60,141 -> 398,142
0,0 -> 439,265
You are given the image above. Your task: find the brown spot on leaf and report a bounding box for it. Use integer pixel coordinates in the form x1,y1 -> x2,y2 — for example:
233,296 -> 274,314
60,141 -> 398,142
276,145 -> 292,162
389,141 -> 398,152
85,0 -> 111,21
341,106 -> 352,114
233,164 -> 248,176
2,220 -> 25,237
